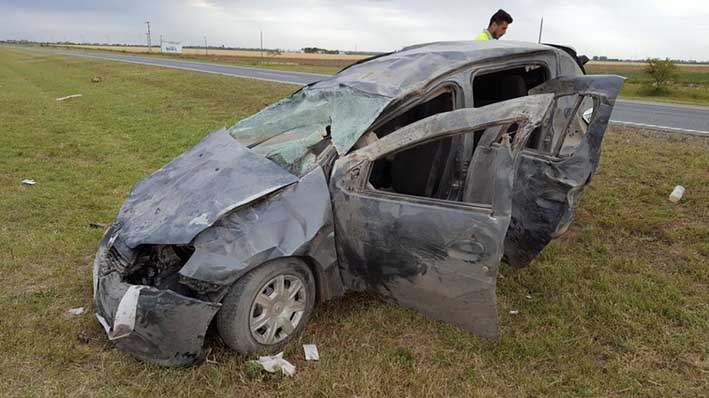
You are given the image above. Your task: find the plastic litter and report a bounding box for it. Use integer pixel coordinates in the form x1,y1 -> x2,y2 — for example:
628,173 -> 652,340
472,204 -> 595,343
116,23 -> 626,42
251,352 -> 296,377
68,307 -> 86,316
21,179 -> 36,185
56,94 -> 82,101
303,344 -> 319,361
669,185 -> 685,203
509,310 -> 520,315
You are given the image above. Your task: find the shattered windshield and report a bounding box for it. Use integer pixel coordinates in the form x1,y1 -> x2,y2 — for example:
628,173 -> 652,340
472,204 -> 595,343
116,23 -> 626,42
229,86 -> 390,175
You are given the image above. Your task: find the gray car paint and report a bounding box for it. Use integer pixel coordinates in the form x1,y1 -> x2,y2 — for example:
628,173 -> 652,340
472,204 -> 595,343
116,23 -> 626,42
503,75 -> 624,266
92,41 -> 620,367
330,95 -> 554,338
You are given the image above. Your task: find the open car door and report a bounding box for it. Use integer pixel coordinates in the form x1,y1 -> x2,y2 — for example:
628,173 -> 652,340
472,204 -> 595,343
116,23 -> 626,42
504,75 -> 624,267
330,95 -> 554,339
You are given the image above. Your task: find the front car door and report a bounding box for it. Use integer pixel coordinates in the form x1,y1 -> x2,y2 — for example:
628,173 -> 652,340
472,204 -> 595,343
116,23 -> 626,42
504,75 -> 624,267
330,95 -> 554,338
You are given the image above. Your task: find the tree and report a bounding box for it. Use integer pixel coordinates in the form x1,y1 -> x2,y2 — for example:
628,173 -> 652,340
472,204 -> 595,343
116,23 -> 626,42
645,58 -> 677,93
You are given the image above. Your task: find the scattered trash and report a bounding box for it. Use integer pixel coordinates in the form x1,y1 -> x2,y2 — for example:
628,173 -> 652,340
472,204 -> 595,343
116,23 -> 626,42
91,76 -> 102,83
509,310 -> 520,315
77,330 -> 90,344
525,294 -> 533,300
669,185 -> 685,203
56,94 -> 82,101
68,307 -> 86,316
250,352 -> 296,377
303,344 -> 320,361
21,179 -> 36,185
89,223 -> 106,229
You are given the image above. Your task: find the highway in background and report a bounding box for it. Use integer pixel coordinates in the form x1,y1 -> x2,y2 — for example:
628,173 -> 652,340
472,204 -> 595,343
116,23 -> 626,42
17,46 -> 709,136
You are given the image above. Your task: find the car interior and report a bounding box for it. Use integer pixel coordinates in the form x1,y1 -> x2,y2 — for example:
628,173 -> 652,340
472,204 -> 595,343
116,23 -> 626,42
362,64 -> 600,204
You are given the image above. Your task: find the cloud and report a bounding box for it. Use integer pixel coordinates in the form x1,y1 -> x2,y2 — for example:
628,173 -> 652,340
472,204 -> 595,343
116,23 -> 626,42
1,0 -> 708,60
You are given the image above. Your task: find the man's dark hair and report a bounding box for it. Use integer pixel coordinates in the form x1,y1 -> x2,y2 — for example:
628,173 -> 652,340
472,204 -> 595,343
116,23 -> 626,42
489,9 -> 513,26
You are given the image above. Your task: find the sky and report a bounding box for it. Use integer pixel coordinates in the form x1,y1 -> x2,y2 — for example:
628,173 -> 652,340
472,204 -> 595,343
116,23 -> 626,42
1,0 -> 708,60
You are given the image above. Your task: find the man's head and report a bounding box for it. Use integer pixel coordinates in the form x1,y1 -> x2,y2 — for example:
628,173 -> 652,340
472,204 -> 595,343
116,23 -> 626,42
488,9 -> 513,39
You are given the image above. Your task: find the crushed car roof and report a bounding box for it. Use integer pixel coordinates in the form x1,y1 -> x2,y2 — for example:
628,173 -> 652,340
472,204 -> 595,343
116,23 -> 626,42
229,41 -> 558,175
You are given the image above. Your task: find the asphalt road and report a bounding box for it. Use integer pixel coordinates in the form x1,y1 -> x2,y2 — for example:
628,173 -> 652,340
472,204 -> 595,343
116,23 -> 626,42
17,46 -> 709,136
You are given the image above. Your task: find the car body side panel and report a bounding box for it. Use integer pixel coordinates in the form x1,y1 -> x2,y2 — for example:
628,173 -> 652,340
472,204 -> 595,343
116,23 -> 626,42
178,166 -> 344,301
331,96 -> 554,339
504,75 -> 624,266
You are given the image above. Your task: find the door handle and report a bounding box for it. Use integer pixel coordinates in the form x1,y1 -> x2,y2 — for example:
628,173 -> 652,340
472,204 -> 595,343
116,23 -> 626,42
447,240 -> 486,263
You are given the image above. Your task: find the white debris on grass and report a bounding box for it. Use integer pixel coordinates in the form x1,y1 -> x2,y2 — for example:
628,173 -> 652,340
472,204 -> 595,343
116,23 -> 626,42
68,307 -> 86,316
509,310 -> 520,315
525,294 -> 533,300
56,94 -> 83,101
303,344 -> 319,361
21,179 -> 36,185
669,185 -> 685,203
251,352 -> 296,377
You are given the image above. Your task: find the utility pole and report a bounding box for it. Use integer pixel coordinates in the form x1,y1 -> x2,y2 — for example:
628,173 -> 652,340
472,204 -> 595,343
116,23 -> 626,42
204,35 -> 208,56
538,18 -> 544,44
260,30 -> 263,62
145,21 -> 151,52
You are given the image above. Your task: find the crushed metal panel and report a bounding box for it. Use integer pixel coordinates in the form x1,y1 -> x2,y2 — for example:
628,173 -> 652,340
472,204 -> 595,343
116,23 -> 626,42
178,166 -> 342,296
94,267 -> 221,367
115,128 -> 298,248
504,75 -> 624,266
330,96 -> 553,338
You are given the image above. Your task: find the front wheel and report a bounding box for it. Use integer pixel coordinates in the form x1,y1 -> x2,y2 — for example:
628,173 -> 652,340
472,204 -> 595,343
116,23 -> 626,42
216,258 -> 316,354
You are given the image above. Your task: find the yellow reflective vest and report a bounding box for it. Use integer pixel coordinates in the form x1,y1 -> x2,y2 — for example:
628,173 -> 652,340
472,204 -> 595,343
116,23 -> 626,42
475,30 -> 493,41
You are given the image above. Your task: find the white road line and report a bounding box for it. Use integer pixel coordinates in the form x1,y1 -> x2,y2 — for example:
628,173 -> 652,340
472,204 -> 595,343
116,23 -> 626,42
610,120 -> 709,137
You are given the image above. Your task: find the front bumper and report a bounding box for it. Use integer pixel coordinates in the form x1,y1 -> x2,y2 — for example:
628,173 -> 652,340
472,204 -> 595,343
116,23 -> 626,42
92,227 -> 221,367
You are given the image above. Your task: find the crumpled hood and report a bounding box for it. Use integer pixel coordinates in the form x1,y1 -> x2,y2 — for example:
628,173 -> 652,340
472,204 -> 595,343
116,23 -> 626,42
115,128 -> 298,248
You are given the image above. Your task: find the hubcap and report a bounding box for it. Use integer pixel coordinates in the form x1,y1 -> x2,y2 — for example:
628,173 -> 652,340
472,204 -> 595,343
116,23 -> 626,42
248,274 -> 307,345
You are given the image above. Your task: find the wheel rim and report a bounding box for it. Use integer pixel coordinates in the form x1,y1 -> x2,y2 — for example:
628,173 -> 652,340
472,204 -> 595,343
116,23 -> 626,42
248,274 -> 307,345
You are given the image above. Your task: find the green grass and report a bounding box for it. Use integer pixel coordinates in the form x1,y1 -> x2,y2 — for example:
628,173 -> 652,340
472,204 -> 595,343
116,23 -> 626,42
587,64 -> 709,106
1,47 -> 708,397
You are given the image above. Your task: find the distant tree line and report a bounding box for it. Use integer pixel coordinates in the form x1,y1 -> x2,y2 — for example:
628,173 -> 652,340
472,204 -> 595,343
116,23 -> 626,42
592,55 -> 706,65
302,47 -> 340,55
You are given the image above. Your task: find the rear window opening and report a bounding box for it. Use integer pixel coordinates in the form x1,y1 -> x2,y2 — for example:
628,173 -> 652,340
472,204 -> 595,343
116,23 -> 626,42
472,65 -> 547,108
372,89 -> 457,139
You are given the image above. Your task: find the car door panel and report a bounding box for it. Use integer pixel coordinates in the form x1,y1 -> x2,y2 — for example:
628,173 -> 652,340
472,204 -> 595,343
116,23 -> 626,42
504,75 -> 624,267
330,95 -> 554,338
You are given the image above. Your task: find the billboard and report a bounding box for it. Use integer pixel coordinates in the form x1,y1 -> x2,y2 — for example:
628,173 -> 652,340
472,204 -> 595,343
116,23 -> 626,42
160,41 -> 182,54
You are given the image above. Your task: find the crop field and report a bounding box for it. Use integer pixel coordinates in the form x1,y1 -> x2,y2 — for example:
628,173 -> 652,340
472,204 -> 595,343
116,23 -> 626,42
1,47 -> 707,397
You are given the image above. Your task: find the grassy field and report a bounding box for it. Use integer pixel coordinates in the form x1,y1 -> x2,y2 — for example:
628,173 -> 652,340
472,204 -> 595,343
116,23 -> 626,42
1,47 -> 708,397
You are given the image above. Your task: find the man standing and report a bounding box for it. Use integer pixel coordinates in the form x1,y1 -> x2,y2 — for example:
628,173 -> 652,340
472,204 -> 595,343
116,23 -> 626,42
475,9 -> 513,40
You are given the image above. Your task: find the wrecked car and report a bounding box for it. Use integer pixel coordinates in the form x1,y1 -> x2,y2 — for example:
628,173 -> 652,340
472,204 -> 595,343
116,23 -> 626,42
93,40 -> 623,366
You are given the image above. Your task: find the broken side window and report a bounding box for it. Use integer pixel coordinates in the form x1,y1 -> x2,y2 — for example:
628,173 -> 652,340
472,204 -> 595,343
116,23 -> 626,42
367,123 -> 520,205
472,65 -> 548,108
369,85 -> 461,139
525,94 -> 597,156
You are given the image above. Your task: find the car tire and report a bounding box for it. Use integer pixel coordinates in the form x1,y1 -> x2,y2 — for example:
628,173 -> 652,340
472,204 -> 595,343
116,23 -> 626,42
216,257 -> 316,355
